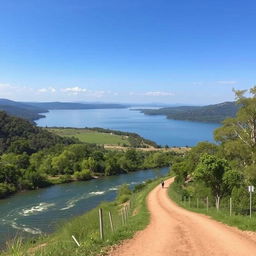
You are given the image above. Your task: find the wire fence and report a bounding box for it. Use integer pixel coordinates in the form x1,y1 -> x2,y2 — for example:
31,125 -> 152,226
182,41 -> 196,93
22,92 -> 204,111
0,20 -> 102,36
180,195 -> 256,218
71,200 -> 132,248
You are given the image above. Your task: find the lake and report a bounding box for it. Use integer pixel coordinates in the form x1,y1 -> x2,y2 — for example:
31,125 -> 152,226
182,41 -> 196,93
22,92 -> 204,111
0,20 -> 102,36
0,167 -> 168,248
36,108 -> 220,146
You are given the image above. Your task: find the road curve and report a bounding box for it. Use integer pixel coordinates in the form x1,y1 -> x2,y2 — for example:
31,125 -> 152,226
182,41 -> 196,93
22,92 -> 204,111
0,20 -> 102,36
108,178 -> 256,256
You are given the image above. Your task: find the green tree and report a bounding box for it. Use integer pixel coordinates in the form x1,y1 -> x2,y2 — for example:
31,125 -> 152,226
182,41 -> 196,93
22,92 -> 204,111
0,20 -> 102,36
215,86 -> 256,166
81,157 -> 98,173
193,154 -> 231,197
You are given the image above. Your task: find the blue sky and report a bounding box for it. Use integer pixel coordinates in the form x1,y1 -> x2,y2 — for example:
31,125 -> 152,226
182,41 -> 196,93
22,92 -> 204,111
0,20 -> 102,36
0,0 -> 255,104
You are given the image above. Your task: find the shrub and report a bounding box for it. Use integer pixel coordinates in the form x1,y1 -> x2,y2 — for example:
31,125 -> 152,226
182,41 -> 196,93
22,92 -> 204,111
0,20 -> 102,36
0,183 -> 16,198
74,169 -> 91,181
117,184 -> 132,203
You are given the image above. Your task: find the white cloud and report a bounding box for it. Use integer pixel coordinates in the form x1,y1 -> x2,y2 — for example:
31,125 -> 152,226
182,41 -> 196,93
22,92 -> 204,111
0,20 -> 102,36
61,87 -> 115,98
89,90 -> 106,98
61,86 -> 87,94
0,83 -> 32,99
144,91 -> 174,97
0,83 -> 14,90
217,81 -> 238,85
38,87 -> 56,93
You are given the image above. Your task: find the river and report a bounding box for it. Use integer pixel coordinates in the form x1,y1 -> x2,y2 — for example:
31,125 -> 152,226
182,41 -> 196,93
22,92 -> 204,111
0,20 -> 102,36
36,108 -> 220,146
0,167 -> 168,248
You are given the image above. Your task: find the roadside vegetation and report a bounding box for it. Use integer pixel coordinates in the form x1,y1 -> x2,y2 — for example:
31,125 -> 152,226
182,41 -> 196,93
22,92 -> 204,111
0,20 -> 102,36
1,177 -> 165,256
169,86 -> 256,229
169,182 -> 256,231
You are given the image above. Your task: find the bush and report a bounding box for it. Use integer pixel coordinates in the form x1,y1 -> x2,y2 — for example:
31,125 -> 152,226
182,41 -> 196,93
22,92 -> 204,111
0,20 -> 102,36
74,169 -> 91,181
59,174 -> 72,183
0,183 -> 16,198
118,194 -> 131,203
134,183 -> 146,192
117,184 -> 132,203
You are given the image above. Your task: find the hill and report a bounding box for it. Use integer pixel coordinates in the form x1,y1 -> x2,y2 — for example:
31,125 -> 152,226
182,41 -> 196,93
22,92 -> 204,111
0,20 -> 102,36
0,99 -> 48,121
0,99 -> 128,121
0,111 -> 76,154
140,102 -> 239,123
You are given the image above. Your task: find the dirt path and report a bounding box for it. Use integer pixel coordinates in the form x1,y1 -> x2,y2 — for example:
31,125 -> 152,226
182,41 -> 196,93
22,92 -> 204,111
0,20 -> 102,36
108,178 -> 256,256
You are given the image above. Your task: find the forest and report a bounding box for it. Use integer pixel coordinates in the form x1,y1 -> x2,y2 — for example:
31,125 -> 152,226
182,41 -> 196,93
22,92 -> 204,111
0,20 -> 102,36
172,87 -> 256,213
0,111 -> 175,198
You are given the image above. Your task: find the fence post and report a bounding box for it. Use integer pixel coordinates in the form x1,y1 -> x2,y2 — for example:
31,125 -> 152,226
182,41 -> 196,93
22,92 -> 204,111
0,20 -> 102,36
206,197 -> 209,212
189,197 -> 191,208
250,190 -> 252,218
121,209 -> 125,225
108,211 -> 114,232
197,198 -> 199,208
125,205 -> 129,219
123,208 -> 127,223
229,198 -> 232,216
99,208 -> 104,240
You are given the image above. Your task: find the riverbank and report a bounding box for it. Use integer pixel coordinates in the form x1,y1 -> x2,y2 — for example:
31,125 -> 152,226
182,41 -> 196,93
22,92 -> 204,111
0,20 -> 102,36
1,177 -> 166,255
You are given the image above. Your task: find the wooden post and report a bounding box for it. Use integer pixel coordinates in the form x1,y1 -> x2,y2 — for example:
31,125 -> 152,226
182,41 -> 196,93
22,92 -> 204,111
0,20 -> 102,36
125,205 -> 129,219
206,197 -> 209,212
99,208 -> 104,240
108,211 -> 114,232
123,208 -> 127,223
128,200 -> 131,211
189,197 -> 191,208
250,191 -> 252,218
121,209 -> 125,225
197,198 -> 199,208
229,198 -> 232,216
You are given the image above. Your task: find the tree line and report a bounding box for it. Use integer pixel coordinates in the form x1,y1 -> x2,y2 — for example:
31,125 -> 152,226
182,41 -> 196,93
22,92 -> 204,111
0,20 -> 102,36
0,111 -> 176,198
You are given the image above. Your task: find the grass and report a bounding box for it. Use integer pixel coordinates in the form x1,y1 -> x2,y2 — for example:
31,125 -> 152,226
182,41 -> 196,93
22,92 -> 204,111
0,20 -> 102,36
168,182 -> 256,232
47,128 -> 131,146
1,178 -> 165,256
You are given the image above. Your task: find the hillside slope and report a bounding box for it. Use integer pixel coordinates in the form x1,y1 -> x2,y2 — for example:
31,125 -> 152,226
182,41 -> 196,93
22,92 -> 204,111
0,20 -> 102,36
0,99 -> 48,121
0,111 -> 75,154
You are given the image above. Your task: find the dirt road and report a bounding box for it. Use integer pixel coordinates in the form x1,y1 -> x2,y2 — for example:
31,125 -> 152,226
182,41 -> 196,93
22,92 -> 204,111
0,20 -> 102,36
109,178 -> 256,256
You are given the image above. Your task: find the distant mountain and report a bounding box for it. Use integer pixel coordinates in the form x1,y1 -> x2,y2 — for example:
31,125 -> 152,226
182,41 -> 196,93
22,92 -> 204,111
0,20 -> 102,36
0,99 -> 128,121
26,102 -> 127,110
0,99 -> 48,121
139,102 -> 239,123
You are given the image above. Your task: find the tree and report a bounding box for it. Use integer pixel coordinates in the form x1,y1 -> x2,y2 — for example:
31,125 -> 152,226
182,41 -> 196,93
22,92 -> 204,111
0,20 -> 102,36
193,154 -> 231,197
215,86 -> 256,165
222,169 -> 243,194
51,150 -> 76,174
81,157 -> 98,173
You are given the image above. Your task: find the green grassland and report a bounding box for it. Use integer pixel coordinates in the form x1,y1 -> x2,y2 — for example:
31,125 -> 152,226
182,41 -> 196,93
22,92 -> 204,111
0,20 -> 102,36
47,128 -> 131,146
